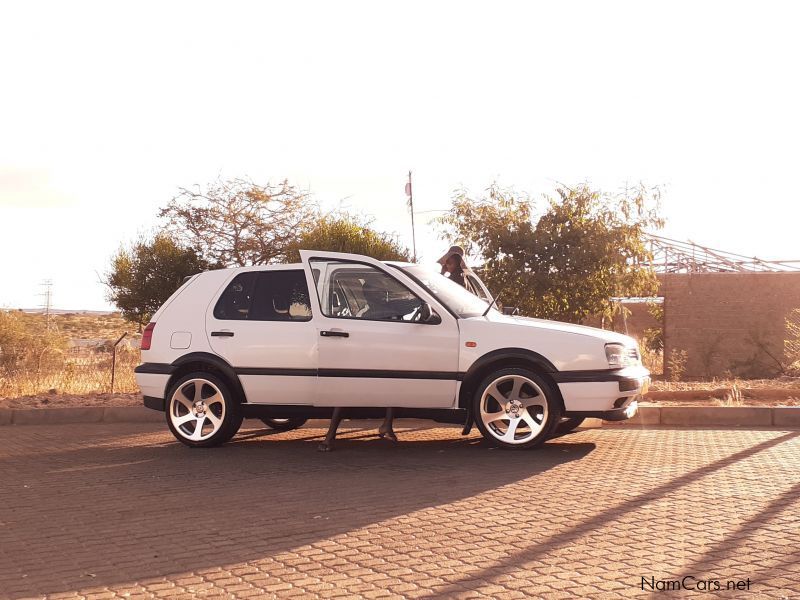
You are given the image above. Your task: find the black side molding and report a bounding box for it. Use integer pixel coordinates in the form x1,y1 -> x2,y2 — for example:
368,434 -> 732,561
236,367 -> 318,377
137,362 -> 463,381
318,368 -> 461,380
240,404 -> 468,424
552,369 -> 640,383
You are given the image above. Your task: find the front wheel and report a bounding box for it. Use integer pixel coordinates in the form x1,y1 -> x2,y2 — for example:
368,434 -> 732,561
166,372 -> 243,447
473,367 -> 561,449
259,417 -> 307,431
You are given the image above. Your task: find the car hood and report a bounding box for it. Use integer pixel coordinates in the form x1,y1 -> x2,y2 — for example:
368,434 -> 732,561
485,312 -> 636,346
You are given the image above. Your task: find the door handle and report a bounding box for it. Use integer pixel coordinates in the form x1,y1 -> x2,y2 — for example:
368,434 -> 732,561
210,331 -> 235,337
320,330 -> 349,338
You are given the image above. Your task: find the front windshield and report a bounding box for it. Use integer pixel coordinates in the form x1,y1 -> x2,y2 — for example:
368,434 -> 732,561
400,265 -> 495,318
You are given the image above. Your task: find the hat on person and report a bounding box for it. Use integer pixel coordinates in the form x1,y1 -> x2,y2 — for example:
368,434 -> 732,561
437,245 -> 465,266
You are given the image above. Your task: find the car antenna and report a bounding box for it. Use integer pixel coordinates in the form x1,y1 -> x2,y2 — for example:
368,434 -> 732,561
482,281 -> 510,317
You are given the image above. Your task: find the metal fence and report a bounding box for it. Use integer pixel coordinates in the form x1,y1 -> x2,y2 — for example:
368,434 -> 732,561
0,342 -> 140,397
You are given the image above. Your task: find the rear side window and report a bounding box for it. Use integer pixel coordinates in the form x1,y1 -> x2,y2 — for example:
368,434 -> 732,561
214,272 -> 257,320
214,270 -> 312,321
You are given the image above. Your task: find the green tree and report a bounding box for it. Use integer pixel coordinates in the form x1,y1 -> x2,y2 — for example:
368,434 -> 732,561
286,214 -> 411,262
159,177 -> 318,266
439,182 -> 663,323
105,233 -> 212,330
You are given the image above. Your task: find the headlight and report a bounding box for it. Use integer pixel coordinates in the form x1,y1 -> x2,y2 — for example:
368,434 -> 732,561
605,343 -> 640,368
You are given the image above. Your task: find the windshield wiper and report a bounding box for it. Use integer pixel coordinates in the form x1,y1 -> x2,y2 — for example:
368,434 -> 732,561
482,281 -> 510,317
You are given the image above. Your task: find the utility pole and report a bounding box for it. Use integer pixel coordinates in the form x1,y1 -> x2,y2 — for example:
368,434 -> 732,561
39,279 -> 54,331
405,170 -> 417,262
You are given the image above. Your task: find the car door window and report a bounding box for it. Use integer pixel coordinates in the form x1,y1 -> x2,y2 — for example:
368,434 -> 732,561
214,270 -> 312,321
213,272 -> 258,320
310,259 -> 424,321
465,274 -> 490,301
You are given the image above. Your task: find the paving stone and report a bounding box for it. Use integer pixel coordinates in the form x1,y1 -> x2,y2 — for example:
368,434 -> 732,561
0,423 -> 798,599
11,406 -> 104,425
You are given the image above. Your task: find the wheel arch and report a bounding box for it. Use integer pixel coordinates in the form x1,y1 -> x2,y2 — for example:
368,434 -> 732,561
458,348 -> 565,412
167,352 -> 247,404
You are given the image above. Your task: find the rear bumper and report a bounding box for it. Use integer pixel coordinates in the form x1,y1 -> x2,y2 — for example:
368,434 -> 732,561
144,396 -> 165,411
134,365 -> 173,406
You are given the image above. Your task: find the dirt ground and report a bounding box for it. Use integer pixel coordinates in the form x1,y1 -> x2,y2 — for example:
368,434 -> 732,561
650,376 -> 800,406
0,391 -> 141,410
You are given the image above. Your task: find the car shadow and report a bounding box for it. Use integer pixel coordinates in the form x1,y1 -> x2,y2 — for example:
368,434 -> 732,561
0,424 -> 595,597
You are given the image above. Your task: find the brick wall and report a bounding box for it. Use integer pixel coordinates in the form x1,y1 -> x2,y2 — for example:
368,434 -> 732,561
585,302 -> 661,341
662,272 -> 800,378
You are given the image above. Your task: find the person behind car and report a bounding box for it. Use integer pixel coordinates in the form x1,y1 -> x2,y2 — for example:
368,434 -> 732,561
318,278 -> 399,452
438,245 -> 470,288
318,407 -> 397,452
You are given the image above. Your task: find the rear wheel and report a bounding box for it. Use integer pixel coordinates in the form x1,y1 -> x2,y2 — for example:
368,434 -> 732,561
166,372 -> 243,447
473,367 -> 561,449
259,417 -> 308,431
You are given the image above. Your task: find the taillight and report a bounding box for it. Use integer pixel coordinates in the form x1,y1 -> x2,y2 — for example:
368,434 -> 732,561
141,322 -> 156,350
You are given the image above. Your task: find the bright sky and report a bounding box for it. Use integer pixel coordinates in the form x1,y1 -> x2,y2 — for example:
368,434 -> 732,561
2,1 -> 799,310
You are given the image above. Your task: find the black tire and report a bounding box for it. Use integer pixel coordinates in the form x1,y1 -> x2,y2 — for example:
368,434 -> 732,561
259,417 -> 308,431
555,416 -> 586,436
165,371 -> 243,448
473,367 -> 562,450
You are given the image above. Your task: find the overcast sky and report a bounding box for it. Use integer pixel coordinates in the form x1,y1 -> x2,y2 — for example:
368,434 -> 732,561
2,1 -> 799,310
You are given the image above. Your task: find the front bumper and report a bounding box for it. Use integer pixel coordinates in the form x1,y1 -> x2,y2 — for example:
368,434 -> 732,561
555,366 -> 650,421
563,394 -> 641,421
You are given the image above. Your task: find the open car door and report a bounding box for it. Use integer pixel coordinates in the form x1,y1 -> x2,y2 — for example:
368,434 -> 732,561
300,250 -> 460,408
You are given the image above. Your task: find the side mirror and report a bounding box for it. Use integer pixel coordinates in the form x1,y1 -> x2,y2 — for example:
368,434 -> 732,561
502,306 -> 520,316
418,302 -> 442,324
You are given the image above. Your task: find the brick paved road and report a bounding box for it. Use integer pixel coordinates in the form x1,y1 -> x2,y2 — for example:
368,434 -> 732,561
1,422 -> 798,599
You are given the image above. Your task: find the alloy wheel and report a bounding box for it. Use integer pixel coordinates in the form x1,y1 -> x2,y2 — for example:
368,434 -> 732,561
479,374 -> 548,445
169,378 -> 226,442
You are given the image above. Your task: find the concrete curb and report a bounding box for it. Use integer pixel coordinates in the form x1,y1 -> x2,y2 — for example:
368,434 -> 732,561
2,406 -> 163,426
612,405 -> 800,428
0,405 -> 799,427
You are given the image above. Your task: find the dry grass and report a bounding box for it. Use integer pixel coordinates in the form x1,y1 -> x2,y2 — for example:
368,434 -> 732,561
0,361 -> 139,398
1,311 -> 141,399
0,355 -> 140,398
6,311 -> 133,340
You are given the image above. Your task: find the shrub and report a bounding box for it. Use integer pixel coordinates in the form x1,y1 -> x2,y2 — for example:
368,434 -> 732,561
786,308 -> 800,375
667,348 -> 688,382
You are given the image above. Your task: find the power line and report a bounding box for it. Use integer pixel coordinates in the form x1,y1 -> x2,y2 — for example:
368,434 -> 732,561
38,280 -> 55,330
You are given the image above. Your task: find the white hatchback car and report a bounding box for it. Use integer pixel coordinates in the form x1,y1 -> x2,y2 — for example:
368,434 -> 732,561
135,250 -> 649,449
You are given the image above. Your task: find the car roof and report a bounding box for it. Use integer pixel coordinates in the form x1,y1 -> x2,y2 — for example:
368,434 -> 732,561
384,261 -> 415,267
204,263 -> 305,274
